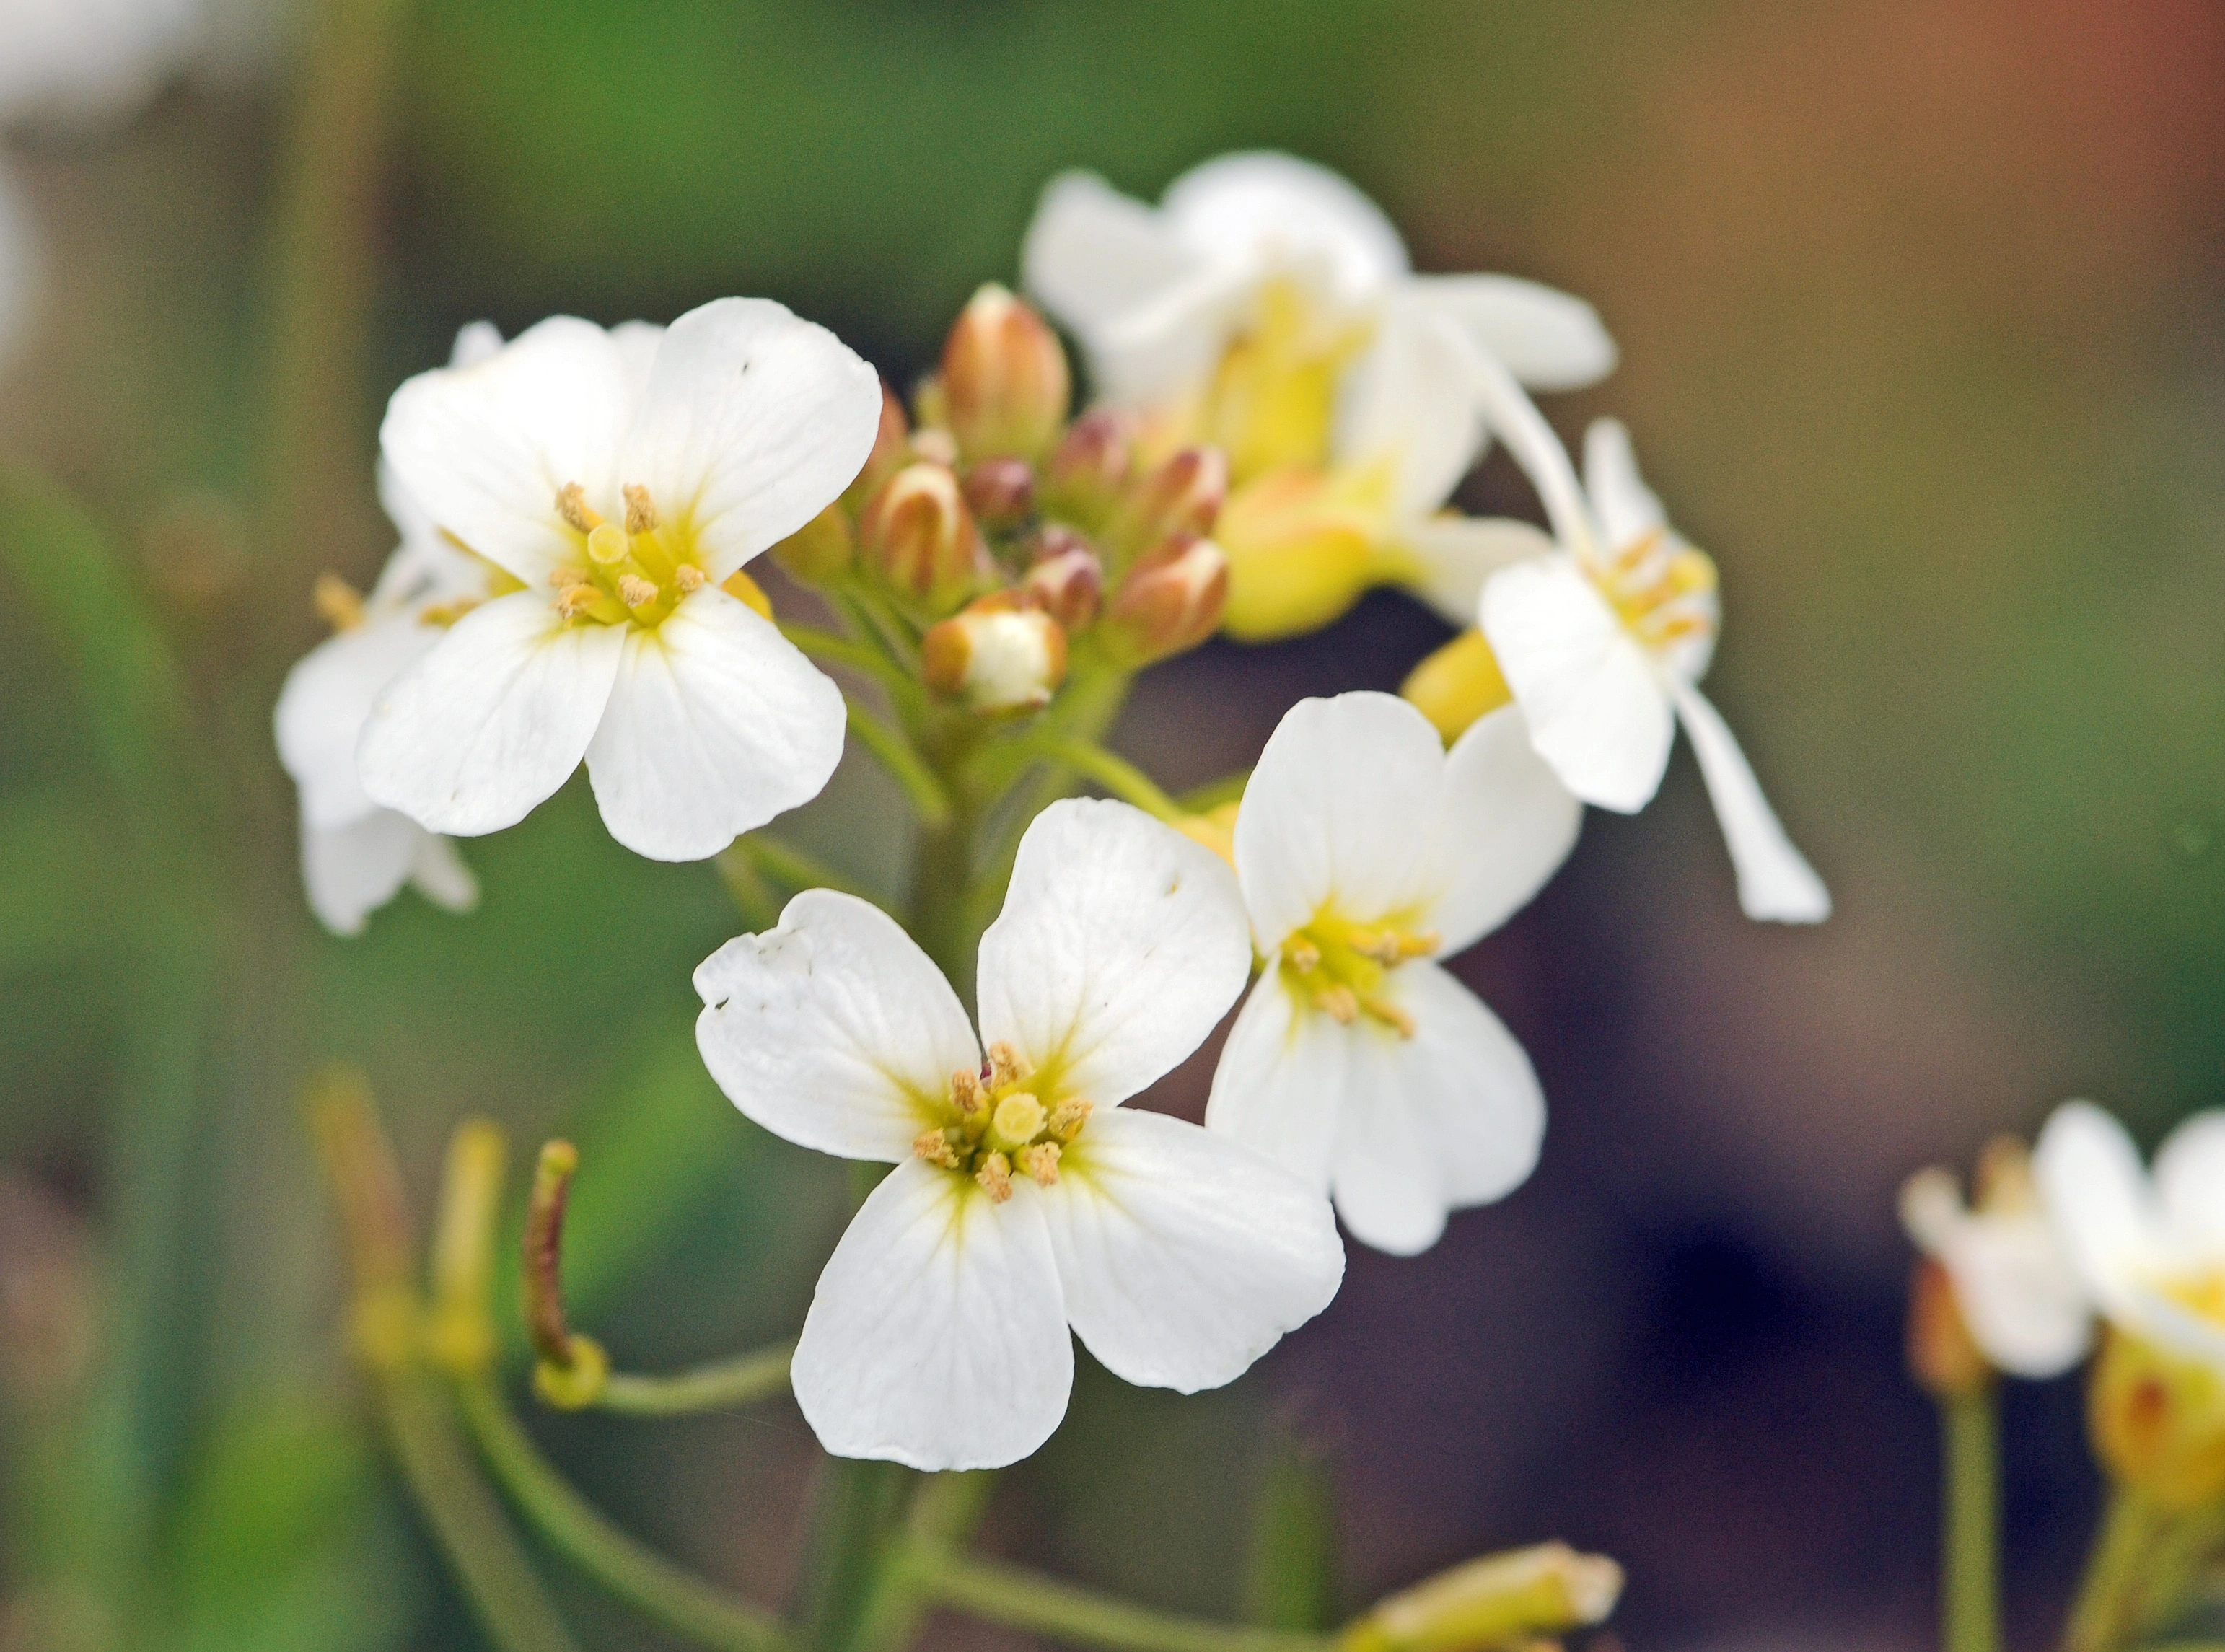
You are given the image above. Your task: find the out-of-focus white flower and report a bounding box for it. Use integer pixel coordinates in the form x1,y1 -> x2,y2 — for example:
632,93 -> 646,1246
2036,1101 -> 2225,1369
1471,360 -> 1829,923
359,298 -> 882,863
1900,1140 -> 2091,1379
693,799 -> 1343,1471
1206,692 -> 1579,1256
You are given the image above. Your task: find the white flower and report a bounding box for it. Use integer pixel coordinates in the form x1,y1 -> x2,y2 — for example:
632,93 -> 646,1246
1206,692 -> 1579,1256
694,799 -> 1344,1470
1468,357 -> 1830,923
359,298 -> 882,862
1900,1143 -> 2090,1379
2035,1101 -> 2225,1371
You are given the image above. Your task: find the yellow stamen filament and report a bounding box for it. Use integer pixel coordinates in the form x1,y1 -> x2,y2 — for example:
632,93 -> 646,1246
976,1152 -> 1013,1203
313,572 -> 364,632
1361,995 -> 1416,1037
1019,1143 -> 1061,1187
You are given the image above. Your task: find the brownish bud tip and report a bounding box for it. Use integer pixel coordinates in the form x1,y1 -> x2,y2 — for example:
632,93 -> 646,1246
1045,408 -> 1137,517
962,457 -> 1037,531
859,462 -> 983,613
1106,445 -> 1226,566
1105,533 -> 1229,664
1020,543 -> 1103,631
942,284 -> 1070,463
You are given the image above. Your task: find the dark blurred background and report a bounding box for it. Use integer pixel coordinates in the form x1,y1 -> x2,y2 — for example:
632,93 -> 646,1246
4,1 -> 2224,1648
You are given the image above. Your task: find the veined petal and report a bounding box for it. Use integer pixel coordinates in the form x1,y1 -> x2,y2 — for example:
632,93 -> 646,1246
1942,1213 -> 2093,1379
357,589 -> 623,838
791,1162 -> 1071,1470
976,800 -> 1250,1108
1392,515 -> 1557,628
1161,151 -> 1410,304
1043,1107 -> 1343,1392
695,889 -> 979,1163
379,316 -> 635,585
584,588 -> 845,861
1429,704 -> 1581,954
1022,170 -> 1205,338
1668,683 -> 1830,923
2154,1111 -> 2225,1257
1336,304 -> 1484,520
1205,975 -> 1350,1192
1233,692 -> 1447,944
2036,1101 -> 2165,1313
1409,273 -> 1618,392
1482,557 -> 1672,813
276,613 -> 439,829
620,299 -> 882,583
405,830 -> 479,915
299,809 -> 421,937
1582,419 -> 1666,548
1327,960 -> 1544,1256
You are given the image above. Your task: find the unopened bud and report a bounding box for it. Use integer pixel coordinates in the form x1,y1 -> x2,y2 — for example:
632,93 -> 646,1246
1021,544 -> 1102,631
771,502 -> 855,585
1401,631 -> 1513,743
923,597 -> 1068,713
1216,468 -> 1378,641
1907,1257 -> 1991,1401
1043,408 -> 1137,522
859,462 -> 982,613
1105,535 -> 1228,664
843,381 -> 912,511
1105,446 -> 1226,567
2089,1327 -> 2225,1510
1340,1543 -> 1623,1652
962,457 -> 1036,532
942,284 -> 1070,463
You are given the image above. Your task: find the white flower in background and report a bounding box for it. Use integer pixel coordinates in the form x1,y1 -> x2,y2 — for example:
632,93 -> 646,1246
1206,692 -> 1579,1256
1469,356 -> 1830,923
1900,1140 -> 2091,1379
2035,1101 -> 2225,1369
694,799 -> 1344,1470
359,298 -> 882,862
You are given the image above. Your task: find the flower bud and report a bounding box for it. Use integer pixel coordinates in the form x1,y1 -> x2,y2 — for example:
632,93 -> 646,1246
2089,1327 -> 2225,1510
941,284 -> 1070,464
1216,468 -> 1379,641
1907,1257 -> 1990,1401
1339,1543 -> 1623,1652
843,381 -> 911,511
769,502 -> 855,586
962,457 -> 1036,533
1105,535 -> 1227,664
1020,543 -> 1102,632
1105,445 -> 1226,568
859,462 -> 982,613
922,597 -> 1068,713
1043,408 -> 1136,519
1400,631 -> 1512,743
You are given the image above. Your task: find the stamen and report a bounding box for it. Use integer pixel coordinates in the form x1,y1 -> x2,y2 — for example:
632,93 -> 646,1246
1351,930 -> 1404,964
419,597 -> 481,627
1019,1143 -> 1061,1187
949,1067 -> 984,1116
912,1130 -> 961,1169
623,484 -> 659,534
1360,995 -> 1416,1038
1397,931 -> 1439,959
976,1152 -> 1013,1203
587,523 -> 630,566
313,572 -> 364,632
1286,937 -> 1322,972
618,574 -> 660,608
992,1091 -> 1046,1144
556,483 -> 602,532
1046,1098 -> 1092,1141
555,584 -> 605,620
675,564 -> 708,594
986,1042 -> 1033,1089
1314,985 -> 1359,1024
549,566 -> 589,589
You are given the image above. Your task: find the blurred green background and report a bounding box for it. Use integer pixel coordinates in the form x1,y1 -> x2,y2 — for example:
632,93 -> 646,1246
3,0 -> 2224,1647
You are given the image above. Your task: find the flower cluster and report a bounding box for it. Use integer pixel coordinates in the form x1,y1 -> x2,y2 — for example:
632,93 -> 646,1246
276,150 -> 1835,1470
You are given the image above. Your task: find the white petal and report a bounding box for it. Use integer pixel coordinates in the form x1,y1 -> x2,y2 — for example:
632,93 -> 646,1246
583,588 -> 845,861
1409,273 -> 1618,392
1327,960 -> 1544,1256
1392,515 -> 1557,627
695,889 -> 979,1163
1669,684 -> 1831,923
0,166 -> 37,368
1160,152 -> 1409,304
1897,1166 -> 1963,1257
1205,975 -> 1351,1192
1021,170 -> 1205,338
2035,1101 -> 2164,1312
1232,692 -> 1447,944
1429,704 -> 1582,954
300,809 -> 421,937
1482,557 -> 1672,812
275,613 -> 442,829
1043,1107 -> 1343,1392
449,320 -> 505,368
356,589 -> 623,838
379,316 -> 634,584
1462,348 -> 1595,554
1943,1213 -> 2093,1379
1581,419 -> 1666,548
976,800 -> 1250,1108
619,298 -> 882,583
1336,304 -> 1484,519
1086,263 -> 1258,406
791,1161 -> 1071,1471
405,830 -> 479,914
2154,1112 -> 2225,1258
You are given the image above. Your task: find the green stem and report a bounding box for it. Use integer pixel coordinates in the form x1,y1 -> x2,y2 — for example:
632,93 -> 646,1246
796,1459 -> 917,1652
735,835 -> 887,909
1941,1387 -> 1999,1652
455,1375 -> 791,1652
594,1343 -> 794,1418
843,1474 -> 1001,1652
848,700 -> 954,829
2063,1488 -> 2163,1652
1180,770 -> 1252,814
902,1546 -> 1333,1652
781,623 -> 927,720
1027,737 -> 1186,825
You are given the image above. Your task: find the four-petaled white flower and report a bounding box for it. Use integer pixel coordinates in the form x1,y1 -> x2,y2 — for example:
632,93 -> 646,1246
359,297 -> 882,863
1900,1141 -> 2091,1379
694,799 -> 1345,1470
1206,692 -> 1579,1256
1467,353 -> 1830,923
2035,1100 -> 2225,1372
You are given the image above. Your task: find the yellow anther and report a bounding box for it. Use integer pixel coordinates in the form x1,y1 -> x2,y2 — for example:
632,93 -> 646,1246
618,574 -> 659,608
623,483 -> 659,534
987,1042 -> 1033,1089
1361,995 -> 1416,1038
1019,1143 -> 1062,1187
549,566 -> 589,589
556,482 -> 602,532
419,597 -> 482,627
555,584 -> 605,620
1399,931 -> 1439,959
586,522 -> 630,566
949,1067 -> 984,1116
992,1091 -> 1047,1145
1286,937 -> 1322,972
976,1152 -> 1013,1203
1351,929 -> 1405,964
313,571 -> 364,632
675,564 -> 708,594
1315,984 -> 1359,1024
913,1129 -> 961,1169
1046,1098 -> 1092,1141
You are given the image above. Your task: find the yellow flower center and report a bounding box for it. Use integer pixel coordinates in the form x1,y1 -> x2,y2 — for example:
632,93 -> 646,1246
1276,910 -> 1437,1038
2157,1270 -> 2225,1329
911,1040 -> 1090,1203
547,482 -> 771,630
1586,527 -> 1719,657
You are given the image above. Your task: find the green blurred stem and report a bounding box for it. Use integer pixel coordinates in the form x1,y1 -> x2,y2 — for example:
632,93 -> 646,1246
1180,770 -> 1252,814
592,1343 -> 795,1418
898,1546 -> 1333,1652
455,1375 -> 791,1652
2063,1488 -> 2166,1652
1027,737 -> 1185,825
847,700 -> 954,828
843,1473 -> 1001,1652
737,833 -> 888,908
781,623 -> 926,719
1941,1387 -> 1999,1652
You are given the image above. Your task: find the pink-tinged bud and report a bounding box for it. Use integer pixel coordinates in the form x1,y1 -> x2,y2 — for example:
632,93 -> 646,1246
769,502 -> 855,585
858,462 -> 982,613
922,596 -> 1068,713
941,284 -> 1070,464
1028,522 -> 1095,566
1021,543 -> 1102,631
843,381 -> 912,511
1105,534 -> 1227,664
962,457 -> 1035,532
1043,409 -> 1136,520
1105,446 -> 1226,566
